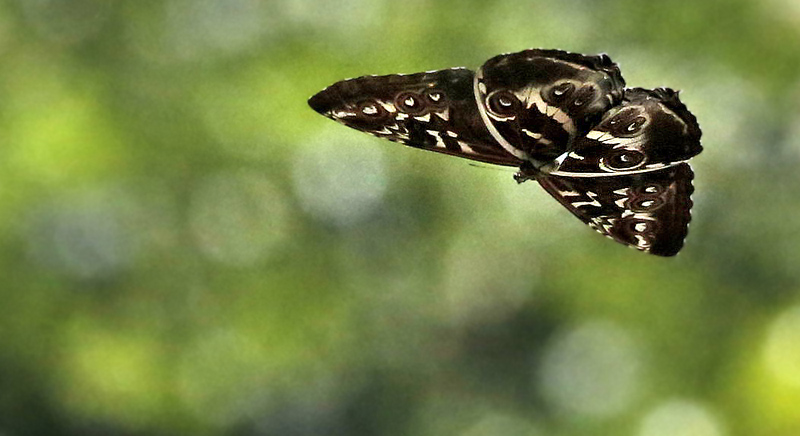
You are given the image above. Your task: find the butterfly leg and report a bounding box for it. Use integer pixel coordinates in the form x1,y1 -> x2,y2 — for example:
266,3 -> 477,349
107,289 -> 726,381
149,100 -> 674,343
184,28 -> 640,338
514,161 -> 541,184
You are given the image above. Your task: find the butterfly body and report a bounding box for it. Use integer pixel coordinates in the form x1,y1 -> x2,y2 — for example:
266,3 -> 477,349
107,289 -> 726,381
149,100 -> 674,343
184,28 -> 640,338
309,49 -> 702,256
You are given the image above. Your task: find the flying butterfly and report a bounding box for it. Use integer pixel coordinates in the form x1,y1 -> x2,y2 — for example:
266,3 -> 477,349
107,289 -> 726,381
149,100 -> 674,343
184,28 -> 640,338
308,49 -> 702,256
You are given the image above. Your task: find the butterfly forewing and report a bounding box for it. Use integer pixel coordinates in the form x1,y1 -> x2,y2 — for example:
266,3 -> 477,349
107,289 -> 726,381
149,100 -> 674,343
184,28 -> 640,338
536,163 -> 695,256
474,49 -> 626,166
308,68 -> 522,166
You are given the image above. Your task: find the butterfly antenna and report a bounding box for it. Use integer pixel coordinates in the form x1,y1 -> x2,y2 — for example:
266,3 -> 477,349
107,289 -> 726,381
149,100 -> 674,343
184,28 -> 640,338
467,162 -> 518,173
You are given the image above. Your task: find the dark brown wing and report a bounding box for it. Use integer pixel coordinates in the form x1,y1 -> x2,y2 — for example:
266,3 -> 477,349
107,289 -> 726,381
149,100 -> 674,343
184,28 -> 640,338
475,49 -> 626,165
536,163 -> 695,256
309,68 -> 522,167
552,88 -> 702,176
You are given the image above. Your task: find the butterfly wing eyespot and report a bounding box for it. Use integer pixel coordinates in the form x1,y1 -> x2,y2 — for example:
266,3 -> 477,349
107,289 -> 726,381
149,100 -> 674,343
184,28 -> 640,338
602,107 -> 649,138
625,182 -> 668,212
542,81 -> 576,104
423,89 -> 447,108
617,216 -> 659,248
569,85 -> 597,110
357,100 -> 389,119
626,116 -> 647,133
637,183 -> 666,195
486,90 -> 520,117
600,148 -> 647,171
628,196 -> 667,212
394,91 -> 426,114
623,217 -> 659,233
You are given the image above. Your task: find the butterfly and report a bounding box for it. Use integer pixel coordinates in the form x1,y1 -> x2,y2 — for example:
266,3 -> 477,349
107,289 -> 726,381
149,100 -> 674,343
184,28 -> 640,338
308,49 -> 702,256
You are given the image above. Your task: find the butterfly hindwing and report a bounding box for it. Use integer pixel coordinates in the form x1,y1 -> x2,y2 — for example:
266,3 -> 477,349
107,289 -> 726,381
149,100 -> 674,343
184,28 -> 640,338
308,68 -> 522,166
474,49 -> 626,165
536,163 -> 695,256
552,88 -> 702,176
527,87 -> 701,256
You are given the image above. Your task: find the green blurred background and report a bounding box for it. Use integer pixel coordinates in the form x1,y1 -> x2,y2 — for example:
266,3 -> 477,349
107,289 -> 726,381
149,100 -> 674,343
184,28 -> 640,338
2,0 -> 800,435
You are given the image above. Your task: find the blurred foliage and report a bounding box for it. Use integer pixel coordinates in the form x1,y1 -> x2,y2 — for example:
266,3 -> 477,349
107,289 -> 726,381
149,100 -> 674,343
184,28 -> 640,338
1,0 -> 800,435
